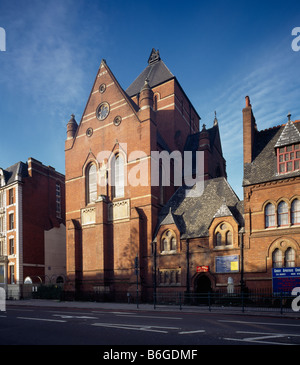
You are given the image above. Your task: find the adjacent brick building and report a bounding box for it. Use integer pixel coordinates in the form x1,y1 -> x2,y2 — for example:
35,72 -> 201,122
242,96 -> 300,290
0,157 -> 66,298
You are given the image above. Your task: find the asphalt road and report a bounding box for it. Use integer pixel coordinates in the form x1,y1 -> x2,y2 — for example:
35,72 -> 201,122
1,305 -> 300,350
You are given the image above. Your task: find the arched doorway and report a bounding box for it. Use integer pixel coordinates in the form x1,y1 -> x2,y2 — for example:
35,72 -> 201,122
195,274 -> 212,294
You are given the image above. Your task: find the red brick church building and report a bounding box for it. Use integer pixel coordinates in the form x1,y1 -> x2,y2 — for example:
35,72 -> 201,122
65,49 -> 300,299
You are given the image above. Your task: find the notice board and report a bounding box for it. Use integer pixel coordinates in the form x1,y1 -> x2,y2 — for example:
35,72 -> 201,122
272,267 -> 300,293
215,255 -> 239,273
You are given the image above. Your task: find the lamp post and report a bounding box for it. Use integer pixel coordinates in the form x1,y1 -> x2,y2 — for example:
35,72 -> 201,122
239,230 -> 245,293
186,239 -> 190,295
152,241 -> 157,309
134,254 -> 139,309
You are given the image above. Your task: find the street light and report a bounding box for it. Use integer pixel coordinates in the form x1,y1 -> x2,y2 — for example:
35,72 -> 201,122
134,254 -> 139,309
186,239 -> 190,295
152,241 -> 157,309
239,229 -> 245,293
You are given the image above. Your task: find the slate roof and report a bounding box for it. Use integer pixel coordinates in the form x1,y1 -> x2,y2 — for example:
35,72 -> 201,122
125,48 -> 201,120
1,161 -> 28,186
153,177 -> 244,240
243,120 -> 300,186
213,202 -> 234,219
125,57 -> 174,97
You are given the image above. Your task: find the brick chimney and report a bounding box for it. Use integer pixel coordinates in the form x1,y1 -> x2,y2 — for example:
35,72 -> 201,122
243,96 -> 256,164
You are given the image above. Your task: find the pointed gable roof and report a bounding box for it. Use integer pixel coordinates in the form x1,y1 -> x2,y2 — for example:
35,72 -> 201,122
213,202 -> 233,218
126,48 -> 174,97
69,59 -> 142,145
274,118 -> 300,148
159,207 -> 181,228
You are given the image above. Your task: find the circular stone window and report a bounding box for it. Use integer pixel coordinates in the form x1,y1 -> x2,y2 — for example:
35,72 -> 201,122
96,102 -> 110,121
113,115 -> 122,126
86,127 -> 93,137
99,83 -> 106,93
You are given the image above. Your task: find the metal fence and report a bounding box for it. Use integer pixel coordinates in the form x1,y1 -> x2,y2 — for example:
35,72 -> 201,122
26,286 -> 297,314
153,290 -> 296,314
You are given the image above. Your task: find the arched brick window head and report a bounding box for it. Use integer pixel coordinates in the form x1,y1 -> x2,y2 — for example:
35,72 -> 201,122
160,229 -> 177,253
214,223 -> 233,247
112,154 -> 125,198
87,164 -> 97,204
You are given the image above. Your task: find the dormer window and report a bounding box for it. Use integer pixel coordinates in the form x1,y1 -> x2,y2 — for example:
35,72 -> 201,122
277,144 -> 300,174
275,115 -> 300,174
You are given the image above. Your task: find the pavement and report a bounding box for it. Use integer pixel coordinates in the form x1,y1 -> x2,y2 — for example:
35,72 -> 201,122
5,298 -> 300,319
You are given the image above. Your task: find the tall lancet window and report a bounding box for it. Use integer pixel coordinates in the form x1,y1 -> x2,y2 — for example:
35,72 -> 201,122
112,154 -> 124,198
87,163 -> 97,204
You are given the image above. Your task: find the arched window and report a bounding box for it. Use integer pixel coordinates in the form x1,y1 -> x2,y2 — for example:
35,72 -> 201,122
291,199 -> 300,225
214,223 -> 233,247
160,230 -> 177,253
171,237 -> 177,251
86,164 -> 97,204
272,248 -> 283,268
285,247 -> 295,267
216,232 -> 222,246
265,203 -> 275,228
226,231 -> 233,245
112,154 -> 124,198
56,276 -> 64,284
162,238 -> 168,252
24,276 -> 33,284
278,201 -> 289,226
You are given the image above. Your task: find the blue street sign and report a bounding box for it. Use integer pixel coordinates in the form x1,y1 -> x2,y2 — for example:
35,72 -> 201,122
272,267 -> 300,293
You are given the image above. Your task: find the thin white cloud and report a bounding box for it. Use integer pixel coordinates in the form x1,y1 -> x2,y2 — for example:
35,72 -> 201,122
0,1 -> 105,124
196,38 -> 300,199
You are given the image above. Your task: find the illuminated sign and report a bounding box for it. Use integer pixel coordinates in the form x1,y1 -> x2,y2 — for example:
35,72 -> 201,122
196,266 -> 209,273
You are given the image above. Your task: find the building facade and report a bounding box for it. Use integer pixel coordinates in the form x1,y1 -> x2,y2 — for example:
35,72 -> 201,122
0,157 -> 66,299
65,50 -> 300,300
242,96 -> 300,291
65,49 -> 228,299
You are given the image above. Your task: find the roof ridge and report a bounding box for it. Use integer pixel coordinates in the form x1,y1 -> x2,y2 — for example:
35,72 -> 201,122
259,119 -> 300,133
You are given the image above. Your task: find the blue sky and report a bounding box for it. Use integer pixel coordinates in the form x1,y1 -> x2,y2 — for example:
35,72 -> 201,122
0,0 -> 300,199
